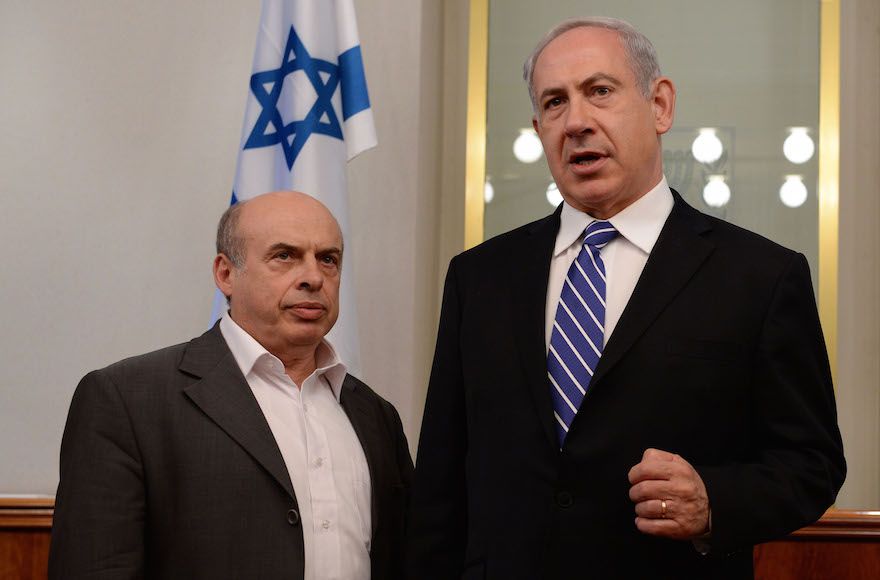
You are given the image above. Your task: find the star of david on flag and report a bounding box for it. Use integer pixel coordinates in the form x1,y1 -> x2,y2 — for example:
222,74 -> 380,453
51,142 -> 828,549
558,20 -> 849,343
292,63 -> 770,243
212,0 -> 377,374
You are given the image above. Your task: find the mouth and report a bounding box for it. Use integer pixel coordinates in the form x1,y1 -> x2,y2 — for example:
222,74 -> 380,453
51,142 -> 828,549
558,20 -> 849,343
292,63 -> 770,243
570,151 -> 604,166
286,302 -> 326,320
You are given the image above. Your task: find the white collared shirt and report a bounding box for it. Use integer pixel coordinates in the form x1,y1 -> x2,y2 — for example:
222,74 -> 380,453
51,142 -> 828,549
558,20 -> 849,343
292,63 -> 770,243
220,313 -> 372,580
545,177 -> 674,352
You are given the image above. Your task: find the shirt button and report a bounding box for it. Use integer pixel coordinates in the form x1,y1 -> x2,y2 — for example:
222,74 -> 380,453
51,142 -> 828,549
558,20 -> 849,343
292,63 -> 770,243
303,403 -> 309,413
322,519 -> 330,529
315,457 -> 324,467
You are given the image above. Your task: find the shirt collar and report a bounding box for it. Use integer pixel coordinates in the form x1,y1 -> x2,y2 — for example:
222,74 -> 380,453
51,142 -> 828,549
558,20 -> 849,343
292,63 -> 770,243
219,310 -> 348,400
553,176 -> 674,257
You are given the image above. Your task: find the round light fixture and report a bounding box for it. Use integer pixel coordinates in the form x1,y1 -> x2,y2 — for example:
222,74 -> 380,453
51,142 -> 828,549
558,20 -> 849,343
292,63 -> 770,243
691,128 -> 723,164
779,175 -> 808,208
702,175 -> 731,208
513,128 -> 543,163
546,182 -> 563,207
783,127 -> 815,164
484,179 -> 495,204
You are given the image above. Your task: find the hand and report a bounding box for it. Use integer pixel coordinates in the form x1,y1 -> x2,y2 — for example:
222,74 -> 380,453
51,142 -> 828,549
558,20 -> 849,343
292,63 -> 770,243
628,448 -> 710,540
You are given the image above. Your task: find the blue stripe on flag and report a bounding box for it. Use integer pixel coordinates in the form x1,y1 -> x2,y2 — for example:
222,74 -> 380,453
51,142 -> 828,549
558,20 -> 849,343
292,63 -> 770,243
339,45 -> 370,120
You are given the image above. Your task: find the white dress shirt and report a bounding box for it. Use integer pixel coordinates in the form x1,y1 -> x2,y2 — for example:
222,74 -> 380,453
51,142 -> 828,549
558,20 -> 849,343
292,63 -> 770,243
220,313 -> 371,580
543,180 -> 714,551
545,177 -> 674,352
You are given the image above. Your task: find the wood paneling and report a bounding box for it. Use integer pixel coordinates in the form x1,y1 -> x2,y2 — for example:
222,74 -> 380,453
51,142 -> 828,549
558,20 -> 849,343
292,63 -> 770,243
1,499 -> 878,579
754,539 -> 880,579
753,509 -> 880,579
0,529 -> 50,580
0,498 -> 52,580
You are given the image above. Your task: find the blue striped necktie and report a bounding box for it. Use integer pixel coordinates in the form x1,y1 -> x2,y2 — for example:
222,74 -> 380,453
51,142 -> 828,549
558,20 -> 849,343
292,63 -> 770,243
548,220 -> 617,446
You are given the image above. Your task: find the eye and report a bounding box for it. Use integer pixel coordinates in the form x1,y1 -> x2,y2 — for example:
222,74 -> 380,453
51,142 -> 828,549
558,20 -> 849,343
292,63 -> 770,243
594,87 -> 611,97
321,255 -> 339,265
276,252 -> 291,260
544,97 -> 563,110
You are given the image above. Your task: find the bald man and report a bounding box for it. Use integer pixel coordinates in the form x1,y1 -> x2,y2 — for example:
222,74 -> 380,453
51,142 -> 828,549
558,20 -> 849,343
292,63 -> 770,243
50,192 -> 412,580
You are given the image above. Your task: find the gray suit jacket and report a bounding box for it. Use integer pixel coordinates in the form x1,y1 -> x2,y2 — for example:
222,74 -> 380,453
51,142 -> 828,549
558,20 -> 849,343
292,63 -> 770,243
49,323 -> 412,579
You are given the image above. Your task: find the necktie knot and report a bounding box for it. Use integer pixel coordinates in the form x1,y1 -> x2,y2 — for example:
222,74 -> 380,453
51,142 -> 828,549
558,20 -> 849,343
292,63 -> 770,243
583,221 -> 617,250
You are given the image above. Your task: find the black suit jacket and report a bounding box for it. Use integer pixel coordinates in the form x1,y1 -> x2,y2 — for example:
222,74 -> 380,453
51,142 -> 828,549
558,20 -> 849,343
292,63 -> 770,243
407,192 -> 845,579
49,323 -> 413,580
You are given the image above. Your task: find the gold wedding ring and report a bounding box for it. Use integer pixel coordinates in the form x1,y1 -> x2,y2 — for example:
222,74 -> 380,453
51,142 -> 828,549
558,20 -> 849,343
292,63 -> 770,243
660,499 -> 668,519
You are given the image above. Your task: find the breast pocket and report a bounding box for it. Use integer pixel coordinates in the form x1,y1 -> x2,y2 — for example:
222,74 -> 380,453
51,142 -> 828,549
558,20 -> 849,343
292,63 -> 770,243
665,337 -> 745,363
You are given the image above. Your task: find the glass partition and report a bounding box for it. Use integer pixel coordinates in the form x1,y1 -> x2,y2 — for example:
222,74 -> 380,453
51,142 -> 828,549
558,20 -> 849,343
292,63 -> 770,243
467,0 -> 837,376
483,0 -> 822,286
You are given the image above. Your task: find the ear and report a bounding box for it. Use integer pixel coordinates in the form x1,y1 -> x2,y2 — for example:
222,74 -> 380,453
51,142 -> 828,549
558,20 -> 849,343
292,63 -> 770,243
213,254 -> 236,299
651,77 -> 676,135
532,115 -> 541,136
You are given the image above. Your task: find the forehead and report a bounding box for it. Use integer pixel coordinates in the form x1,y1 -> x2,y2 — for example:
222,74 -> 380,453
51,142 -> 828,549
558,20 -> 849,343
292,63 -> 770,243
238,196 -> 342,250
533,26 -> 630,86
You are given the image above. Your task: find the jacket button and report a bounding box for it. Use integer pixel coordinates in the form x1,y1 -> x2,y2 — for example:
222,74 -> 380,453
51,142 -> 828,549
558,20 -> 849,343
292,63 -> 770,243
287,509 -> 300,526
556,491 -> 573,508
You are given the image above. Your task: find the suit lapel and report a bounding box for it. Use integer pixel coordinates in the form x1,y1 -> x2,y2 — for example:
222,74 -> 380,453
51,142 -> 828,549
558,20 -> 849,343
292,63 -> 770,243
589,192 -> 714,389
338,375 -> 381,534
510,209 -> 562,449
181,324 -> 296,500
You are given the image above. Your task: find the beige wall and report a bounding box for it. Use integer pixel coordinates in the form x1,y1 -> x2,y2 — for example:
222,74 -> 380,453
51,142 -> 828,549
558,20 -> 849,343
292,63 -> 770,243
347,0 -> 446,455
1,1 -> 260,494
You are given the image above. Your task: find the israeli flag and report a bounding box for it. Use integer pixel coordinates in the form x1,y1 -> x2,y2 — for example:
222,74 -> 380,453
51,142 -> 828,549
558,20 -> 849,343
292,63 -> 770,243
213,0 -> 376,373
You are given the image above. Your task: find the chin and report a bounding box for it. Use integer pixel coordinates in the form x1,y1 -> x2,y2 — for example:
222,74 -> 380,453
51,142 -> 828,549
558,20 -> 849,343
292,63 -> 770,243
563,192 -> 614,212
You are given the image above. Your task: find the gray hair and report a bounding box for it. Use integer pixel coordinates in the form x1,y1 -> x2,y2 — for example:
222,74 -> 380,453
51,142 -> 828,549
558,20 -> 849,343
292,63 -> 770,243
216,200 -> 247,269
523,17 -> 662,115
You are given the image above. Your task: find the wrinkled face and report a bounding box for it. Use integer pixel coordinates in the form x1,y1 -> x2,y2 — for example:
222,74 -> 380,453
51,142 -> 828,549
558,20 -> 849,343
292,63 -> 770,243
216,192 -> 343,359
532,27 -> 674,218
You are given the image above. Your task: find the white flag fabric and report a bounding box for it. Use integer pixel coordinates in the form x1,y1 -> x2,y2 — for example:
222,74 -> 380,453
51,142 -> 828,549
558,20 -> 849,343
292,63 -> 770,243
212,0 -> 376,374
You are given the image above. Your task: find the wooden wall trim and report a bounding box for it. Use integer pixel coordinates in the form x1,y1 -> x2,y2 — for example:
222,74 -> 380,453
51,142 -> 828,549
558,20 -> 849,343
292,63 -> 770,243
0,498 -> 54,529
788,509 -> 880,539
1,498 -> 878,539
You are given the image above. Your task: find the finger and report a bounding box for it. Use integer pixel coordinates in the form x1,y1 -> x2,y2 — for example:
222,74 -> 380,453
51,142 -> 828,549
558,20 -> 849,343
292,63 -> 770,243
635,516 -> 690,540
633,498 -> 669,519
642,448 -> 676,462
628,458 -> 677,484
631,473 -> 705,505
629,480 -> 671,503
636,502 -> 709,539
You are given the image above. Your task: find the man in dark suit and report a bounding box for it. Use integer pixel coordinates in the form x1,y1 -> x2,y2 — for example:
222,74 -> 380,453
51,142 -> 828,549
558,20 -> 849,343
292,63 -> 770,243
49,191 -> 412,579
407,17 -> 845,579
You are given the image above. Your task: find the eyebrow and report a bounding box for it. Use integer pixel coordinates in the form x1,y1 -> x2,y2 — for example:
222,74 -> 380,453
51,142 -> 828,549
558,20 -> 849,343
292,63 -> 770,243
582,72 -> 623,88
264,242 -> 343,257
265,242 -> 298,256
538,72 -> 624,103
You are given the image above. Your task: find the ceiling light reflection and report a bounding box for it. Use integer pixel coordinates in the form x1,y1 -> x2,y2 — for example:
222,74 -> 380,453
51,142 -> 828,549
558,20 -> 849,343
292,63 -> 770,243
783,127 -> 815,164
702,175 -> 731,208
546,182 -> 563,207
691,128 -> 723,164
513,128 -> 543,163
779,175 -> 808,208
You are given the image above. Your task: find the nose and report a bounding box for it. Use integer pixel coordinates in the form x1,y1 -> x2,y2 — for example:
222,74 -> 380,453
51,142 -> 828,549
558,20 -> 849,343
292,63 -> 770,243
297,256 -> 324,291
563,97 -> 594,137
